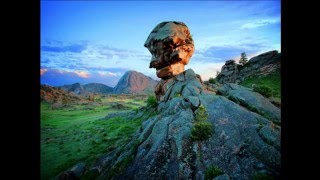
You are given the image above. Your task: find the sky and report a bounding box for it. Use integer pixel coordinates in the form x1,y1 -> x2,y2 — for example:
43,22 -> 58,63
41,0 -> 281,87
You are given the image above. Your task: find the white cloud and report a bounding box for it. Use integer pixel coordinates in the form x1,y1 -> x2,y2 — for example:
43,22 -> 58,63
74,70 -> 90,78
40,68 -> 48,75
240,18 -> 280,29
98,71 -> 120,77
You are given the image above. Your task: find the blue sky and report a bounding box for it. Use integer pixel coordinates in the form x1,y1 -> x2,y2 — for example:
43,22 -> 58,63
41,1 -> 281,87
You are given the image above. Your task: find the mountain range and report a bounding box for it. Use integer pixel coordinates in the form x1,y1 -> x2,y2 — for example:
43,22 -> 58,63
42,70 -> 158,97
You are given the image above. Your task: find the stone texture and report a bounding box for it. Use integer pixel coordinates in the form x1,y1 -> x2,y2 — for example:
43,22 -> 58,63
199,94 -> 280,179
144,21 -> 194,79
154,69 -> 203,102
217,83 -> 281,124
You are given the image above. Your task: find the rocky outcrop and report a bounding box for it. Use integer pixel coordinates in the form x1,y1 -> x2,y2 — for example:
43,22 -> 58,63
77,21 -> 280,180
86,91 -> 280,179
59,83 -> 113,95
217,83 -> 281,124
154,69 -> 203,102
216,60 -> 239,83
216,50 -> 281,84
83,53 -> 280,180
113,71 -> 158,95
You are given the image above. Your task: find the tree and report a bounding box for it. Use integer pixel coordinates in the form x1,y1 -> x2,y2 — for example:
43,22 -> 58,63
216,70 -> 220,77
208,77 -> 216,84
239,52 -> 248,65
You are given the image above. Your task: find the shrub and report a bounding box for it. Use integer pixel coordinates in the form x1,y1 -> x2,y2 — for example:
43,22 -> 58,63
146,96 -> 158,108
253,85 -> 273,98
173,92 -> 181,98
205,165 -> 223,180
208,77 -> 216,84
133,107 -> 139,113
191,122 -> 213,141
195,105 -> 208,121
192,105 -> 212,141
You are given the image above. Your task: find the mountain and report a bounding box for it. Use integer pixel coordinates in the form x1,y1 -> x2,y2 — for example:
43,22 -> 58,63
40,84 -> 85,104
216,50 -> 281,84
59,83 -> 86,95
59,83 -> 113,95
83,83 -> 113,94
113,70 -> 158,95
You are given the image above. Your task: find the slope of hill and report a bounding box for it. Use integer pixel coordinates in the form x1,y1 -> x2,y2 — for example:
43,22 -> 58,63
59,83 -> 86,95
59,83 -> 113,95
40,84 -> 85,104
113,70 -> 158,95
83,83 -> 113,94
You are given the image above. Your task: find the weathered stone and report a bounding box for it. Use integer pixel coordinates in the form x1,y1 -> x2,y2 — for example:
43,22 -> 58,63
145,21 -> 194,79
259,126 -> 281,151
199,94 -> 280,179
185,96 -> 200,108
217,83 -> 281,124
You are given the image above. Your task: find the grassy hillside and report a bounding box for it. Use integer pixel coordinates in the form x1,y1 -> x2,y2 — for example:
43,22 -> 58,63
41,95 -> 148,179
240,71 -> 281,103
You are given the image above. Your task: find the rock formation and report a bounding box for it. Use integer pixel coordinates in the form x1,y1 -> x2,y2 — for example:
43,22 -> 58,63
216,50 -> 281,84
144,21 -> 198,101
113,70 -> 158,95
77,21 -> 281,180
145,21 -> 194,80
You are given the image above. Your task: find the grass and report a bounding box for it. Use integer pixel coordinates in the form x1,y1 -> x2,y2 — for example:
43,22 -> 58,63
240,71 -> 281,99
253,85 -> 273,98
41,95 -> 147,179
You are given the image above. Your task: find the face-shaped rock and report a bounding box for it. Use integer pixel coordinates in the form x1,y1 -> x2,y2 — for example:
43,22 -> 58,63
144,21 -> 194,79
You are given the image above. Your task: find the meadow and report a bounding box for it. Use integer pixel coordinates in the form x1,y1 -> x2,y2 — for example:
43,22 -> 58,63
240,71 -> 281,105
41,94 -> 147,179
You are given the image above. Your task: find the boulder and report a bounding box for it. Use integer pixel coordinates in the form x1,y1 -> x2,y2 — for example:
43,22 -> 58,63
217,83 -> 281,124
144,21 -> 194,79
